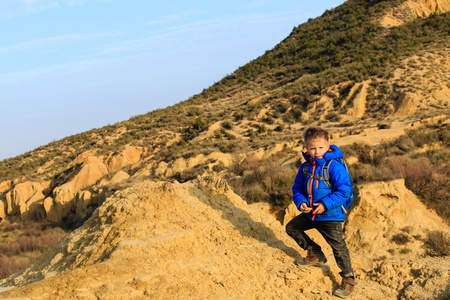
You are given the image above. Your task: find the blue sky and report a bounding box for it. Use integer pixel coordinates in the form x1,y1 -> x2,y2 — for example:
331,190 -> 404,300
0,0 -> 346,161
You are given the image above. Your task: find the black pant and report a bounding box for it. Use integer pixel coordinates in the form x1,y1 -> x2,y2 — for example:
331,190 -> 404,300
286,213 -> 354,277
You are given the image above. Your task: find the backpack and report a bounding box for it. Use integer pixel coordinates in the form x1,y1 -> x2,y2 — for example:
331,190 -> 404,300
302,158 -> 353,213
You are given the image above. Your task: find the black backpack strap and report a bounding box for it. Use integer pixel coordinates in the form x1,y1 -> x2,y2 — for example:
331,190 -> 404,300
302,162 -> 312,202
302,162 -> 310,177
321,159 -> 333,189
310,174 -> 328,181
303,160 -> 333,186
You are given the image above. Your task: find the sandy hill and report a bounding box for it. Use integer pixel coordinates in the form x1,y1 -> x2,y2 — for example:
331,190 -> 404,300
0,176 -> 448,299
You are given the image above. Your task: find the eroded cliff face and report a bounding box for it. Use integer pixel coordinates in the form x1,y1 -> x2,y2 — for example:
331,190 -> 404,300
0,145 -> 147,223
379,0 -> 450,27
1,176 -> 448,299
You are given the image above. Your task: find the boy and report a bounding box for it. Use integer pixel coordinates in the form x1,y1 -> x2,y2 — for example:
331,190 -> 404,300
286,127 -> 356,298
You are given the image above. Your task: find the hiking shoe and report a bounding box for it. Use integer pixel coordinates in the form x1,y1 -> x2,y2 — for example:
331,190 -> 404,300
305,248 -> 327,264
333,276 -> 357,298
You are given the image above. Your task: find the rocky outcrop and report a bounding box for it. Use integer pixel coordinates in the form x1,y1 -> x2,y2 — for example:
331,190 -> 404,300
407,0 -> 450,16
0,181 -> 12,221
73,190 -> 93,220
0,200 -> 5,222
0,181 -> 12,194
133,151 -> 234,178
46,156 -> 109,223
346,82 -> 368,120
345,179 -> 447,257
0,146 -> 147,224
2,181 -> 50,221
394,92 -> 421,116
105,145 -> 146,172
379,0 -> 450,27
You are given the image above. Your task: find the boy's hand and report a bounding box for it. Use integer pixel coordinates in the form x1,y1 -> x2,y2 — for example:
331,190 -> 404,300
300,202 -> 312,213
312,203 -> 326,215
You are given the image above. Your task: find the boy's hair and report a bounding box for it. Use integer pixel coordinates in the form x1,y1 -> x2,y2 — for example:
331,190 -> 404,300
304,127 -> 329,145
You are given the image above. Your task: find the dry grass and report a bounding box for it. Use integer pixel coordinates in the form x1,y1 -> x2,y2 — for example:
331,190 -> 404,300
423,230 -> 450,257
0,222 -> 67,279
226,153 -> 297,208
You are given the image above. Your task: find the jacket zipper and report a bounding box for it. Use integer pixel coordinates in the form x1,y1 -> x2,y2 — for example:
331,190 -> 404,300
309,159 -> 316,220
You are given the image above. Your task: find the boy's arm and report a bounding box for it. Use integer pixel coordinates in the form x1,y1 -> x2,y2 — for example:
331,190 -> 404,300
319,162 -> 352,211
292,166 -> 309,209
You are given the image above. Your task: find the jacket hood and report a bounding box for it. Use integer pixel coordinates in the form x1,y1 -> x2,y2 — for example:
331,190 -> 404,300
302,144 -> 344,165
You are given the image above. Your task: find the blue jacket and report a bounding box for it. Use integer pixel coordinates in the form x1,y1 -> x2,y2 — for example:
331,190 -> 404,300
292,144 -> 353,221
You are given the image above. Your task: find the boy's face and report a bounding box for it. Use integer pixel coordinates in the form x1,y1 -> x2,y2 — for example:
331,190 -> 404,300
306,138 -> 329,159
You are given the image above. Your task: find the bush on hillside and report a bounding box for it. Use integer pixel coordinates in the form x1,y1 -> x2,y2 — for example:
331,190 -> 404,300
0,256 -> 28,279
227,154 -> 297,208
424,230 -> 450,257
0,222 -> 68,279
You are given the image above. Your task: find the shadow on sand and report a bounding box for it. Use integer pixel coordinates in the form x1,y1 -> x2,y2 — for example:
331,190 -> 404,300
190,175 -> 340,287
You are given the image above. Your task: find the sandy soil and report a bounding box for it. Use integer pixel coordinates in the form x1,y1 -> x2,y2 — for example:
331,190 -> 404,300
1,176 -> 448,300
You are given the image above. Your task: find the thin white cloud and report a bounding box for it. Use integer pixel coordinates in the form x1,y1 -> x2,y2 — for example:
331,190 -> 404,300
67,0 -> 89,6
0,0 -> 111,18
100,17 -> 222,55
0,56 -> 112,85
102,9 -> 307,56
0,31 -> 121,55
145,9 -> 202,25
67,0 -> 112,7
0,0 -> 59,18
239,0 -> 272,10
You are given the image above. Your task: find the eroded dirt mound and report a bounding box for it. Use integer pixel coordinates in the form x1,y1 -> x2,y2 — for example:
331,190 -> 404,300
0,176 -> 308,299
0,176 -> 449,299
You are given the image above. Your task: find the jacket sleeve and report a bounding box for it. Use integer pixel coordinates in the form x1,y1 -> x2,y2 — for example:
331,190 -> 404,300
319,161 -> 353,211
292,165 -> 309,209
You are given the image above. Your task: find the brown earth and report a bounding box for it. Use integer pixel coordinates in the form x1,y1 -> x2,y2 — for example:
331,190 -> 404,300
0,175 -> 448,299
379,0 -> 450,28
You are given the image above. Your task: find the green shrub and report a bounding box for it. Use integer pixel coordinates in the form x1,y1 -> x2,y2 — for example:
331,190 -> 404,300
348,162 -> 397,184
391,233 -> 411,245
325,112 -> 340,122
221,129 -> 236,140
233,111 -> 245,121
174,165 -> 208,183
275,124 -> 285,132
221,120 -> 233,130
258,124 -> 267,134
247,129 -> 257,139
219,141 -> 238,153
273,101 -> 289,114
407,127 -> 440,147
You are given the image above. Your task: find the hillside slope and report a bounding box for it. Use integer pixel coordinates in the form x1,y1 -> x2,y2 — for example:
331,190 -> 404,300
0,176 -> 448,299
